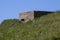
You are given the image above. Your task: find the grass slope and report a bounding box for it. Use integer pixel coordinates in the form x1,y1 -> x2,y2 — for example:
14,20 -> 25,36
0,12 -> 60,40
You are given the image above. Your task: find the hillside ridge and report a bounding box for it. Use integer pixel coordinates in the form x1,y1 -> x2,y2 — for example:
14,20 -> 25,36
0,11 -> 60,40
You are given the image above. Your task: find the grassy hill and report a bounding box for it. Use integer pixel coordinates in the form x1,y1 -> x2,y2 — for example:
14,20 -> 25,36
0,12 -> 60,40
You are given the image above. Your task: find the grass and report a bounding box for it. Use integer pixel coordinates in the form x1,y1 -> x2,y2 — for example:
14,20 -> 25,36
0,12 -> 60,40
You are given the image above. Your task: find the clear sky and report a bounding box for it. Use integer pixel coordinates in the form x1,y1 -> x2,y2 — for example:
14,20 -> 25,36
0,0 -> 60,23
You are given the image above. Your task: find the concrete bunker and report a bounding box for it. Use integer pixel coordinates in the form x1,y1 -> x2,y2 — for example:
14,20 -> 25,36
19,11 -> 53,22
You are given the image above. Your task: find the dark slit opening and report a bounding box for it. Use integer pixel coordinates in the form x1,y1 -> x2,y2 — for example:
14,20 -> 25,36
21,19 -> 25,21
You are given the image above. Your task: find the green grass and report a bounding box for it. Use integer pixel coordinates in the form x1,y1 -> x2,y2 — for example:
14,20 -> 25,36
0,12 -> 60,40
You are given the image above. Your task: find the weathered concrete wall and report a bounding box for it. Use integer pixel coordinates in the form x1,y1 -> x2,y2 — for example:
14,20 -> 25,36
19,11 -> 34,22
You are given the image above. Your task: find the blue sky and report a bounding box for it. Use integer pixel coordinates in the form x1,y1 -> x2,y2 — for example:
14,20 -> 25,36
0,0 -> 60,23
